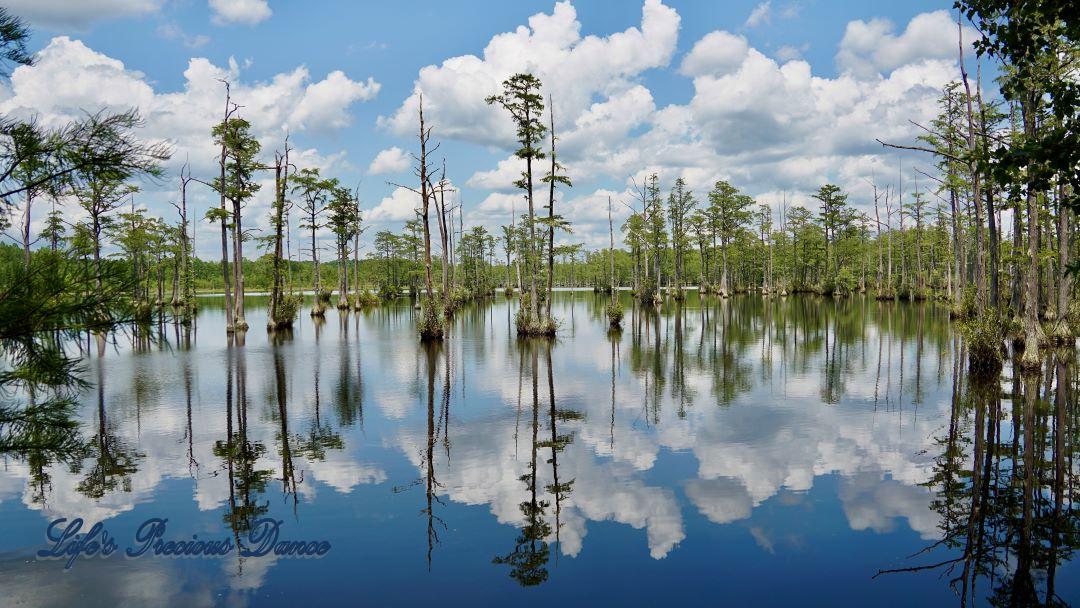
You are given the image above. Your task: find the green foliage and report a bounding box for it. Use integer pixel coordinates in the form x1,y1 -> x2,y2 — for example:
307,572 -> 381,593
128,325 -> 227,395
418,298 -> 443,341
958,0 -> 1080,212
636,275 -> 659,304
834,267 -> 857,296
485,74 -> 547,167
514,302 -> 531,334
1,109 -> 170,203
354,290 -> 379,307
272,294 -> 301,328
211,117 -> 261,205
958,315 -> 1005,378
951,287 -> 978,319
605,301 -> 623,328
0,246 -> 139,456
0,8 -> 33,76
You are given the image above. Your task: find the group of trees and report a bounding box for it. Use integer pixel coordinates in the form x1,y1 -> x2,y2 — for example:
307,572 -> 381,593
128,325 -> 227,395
883,0 -> 1080,373
0,4 -> 1075,355
9,79 -> 370,333
202,86 -> 367,330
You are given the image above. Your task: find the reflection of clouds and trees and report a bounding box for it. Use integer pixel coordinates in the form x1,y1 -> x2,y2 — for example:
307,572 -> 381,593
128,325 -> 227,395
877,348 -> 1077,607
0,294 -> 1075,602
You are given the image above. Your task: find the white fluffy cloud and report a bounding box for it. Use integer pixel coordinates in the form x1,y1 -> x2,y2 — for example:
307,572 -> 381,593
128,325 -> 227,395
367,186 -> 420,223
208,0 -> 272,26
679,31 -> 749,77
466,157 -> 522,193
290,71 -> 380,132
378,0 -> 679,148
4,0 -> 165,29
367,146 -> 411,175
0,36 -> 379,174
836,10 -> 978,78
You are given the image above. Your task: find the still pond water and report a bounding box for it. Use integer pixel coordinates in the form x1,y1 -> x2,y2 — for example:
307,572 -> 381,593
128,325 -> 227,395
0,292 -> 1076,606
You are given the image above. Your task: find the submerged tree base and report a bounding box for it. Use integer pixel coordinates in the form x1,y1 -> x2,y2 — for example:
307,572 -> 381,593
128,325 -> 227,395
1018,344 -> 1043,375
268,294 -> 301,330
635,291 -> 662,306
1042,316 -> 1073,346
353,291 -> 379,308
515,310 -> 557,337
606,302 -> 623,329
519,319 -> 557,337
959,316 -> 1005,379
418,300 -> 444,341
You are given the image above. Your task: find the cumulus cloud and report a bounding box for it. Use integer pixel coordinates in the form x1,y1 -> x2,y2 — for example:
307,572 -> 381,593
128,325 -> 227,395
378,0 -> 679,148
4,0 -> 164,29
679,31 -> 749,77
364,181 -> 459,223
575,20 -> 959,217
549,38 -> 955,219
367,146 -> 411,175
367,186 -> 420,223
560,84 -> 656,160
290,71 -> 380,132
208,0 -> 272,26
836,10 -> 978,78
0,36 -> 379,175
0,35 -> 377,257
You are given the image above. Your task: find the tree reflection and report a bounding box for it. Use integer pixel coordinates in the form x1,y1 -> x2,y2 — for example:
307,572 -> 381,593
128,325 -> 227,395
294,320 -> 344,462
270,342 -> 301,510
333,309 -> 364,427
76,358 -> 141,499
494,340 -> 582,585
0,393 -> 84,506
214,343 -> 271,536
494,342 -> 551,586
878,352 -> 1077,607
542,342 -> 580,557
394,341 -> 450,570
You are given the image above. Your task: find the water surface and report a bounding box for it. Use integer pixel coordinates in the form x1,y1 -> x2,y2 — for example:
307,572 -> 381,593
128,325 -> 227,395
1,292 -> 1076,606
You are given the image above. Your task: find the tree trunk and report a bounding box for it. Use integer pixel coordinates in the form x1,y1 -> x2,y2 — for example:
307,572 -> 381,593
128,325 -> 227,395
231,192 -> 246,330
1019,92 -> 1042,370
20,192 -> 32,271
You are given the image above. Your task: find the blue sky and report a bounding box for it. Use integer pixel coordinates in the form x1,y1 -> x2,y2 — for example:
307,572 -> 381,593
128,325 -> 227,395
3,0 -> 976,257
